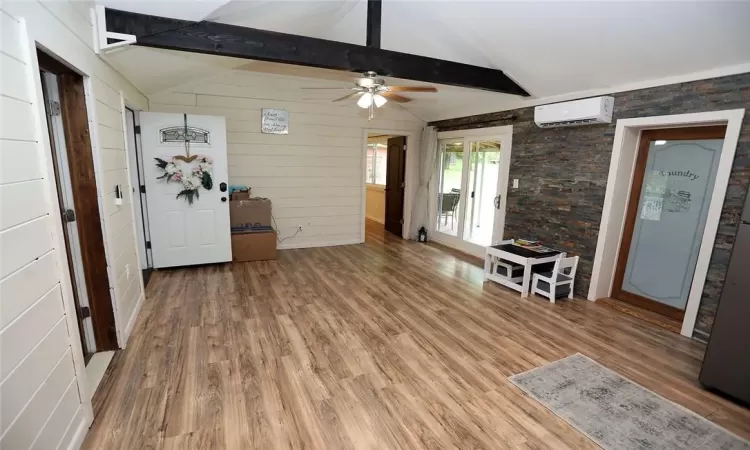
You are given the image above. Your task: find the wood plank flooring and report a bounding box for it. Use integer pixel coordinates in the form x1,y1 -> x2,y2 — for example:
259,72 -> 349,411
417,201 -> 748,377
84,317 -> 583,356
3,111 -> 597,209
83,221 -> 750,449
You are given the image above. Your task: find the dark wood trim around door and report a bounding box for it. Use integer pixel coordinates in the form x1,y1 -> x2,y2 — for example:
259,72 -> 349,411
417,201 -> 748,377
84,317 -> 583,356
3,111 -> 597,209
40,75 -> 92,362
39,48 -> 119,351
57,73 -> 119,351
611,125 -> 727,321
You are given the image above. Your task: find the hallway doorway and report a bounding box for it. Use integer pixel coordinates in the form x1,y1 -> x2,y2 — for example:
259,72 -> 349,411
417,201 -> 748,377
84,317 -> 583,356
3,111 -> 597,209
365,133 -> 407,237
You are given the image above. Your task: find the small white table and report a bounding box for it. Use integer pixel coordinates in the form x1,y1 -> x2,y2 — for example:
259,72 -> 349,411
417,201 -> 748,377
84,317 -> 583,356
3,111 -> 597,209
484,244 -> 563,297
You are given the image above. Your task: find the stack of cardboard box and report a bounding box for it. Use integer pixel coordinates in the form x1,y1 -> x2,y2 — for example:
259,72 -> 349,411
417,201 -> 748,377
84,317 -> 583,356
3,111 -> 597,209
229,189 -> 277,262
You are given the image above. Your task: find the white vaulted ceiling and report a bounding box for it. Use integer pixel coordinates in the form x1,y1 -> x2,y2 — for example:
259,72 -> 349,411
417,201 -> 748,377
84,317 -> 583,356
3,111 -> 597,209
101,0 -> 750,121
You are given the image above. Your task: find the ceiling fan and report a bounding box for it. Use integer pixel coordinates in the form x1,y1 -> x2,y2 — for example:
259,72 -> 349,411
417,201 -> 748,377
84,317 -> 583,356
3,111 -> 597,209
303,71 -> 438,119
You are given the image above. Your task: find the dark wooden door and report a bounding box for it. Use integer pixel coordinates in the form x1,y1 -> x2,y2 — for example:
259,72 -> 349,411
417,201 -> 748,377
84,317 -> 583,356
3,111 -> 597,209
612,126 -> 726,320
384,136 -> 406,236
58,74 -> 119,351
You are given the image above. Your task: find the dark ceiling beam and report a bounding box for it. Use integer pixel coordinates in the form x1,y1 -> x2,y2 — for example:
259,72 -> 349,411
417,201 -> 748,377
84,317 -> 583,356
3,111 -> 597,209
105,8 -> 529,96
366,0 -> 382,48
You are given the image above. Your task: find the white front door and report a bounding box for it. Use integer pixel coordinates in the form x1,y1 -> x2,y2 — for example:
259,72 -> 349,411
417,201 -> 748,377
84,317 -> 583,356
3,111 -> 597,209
140,112 -> 231,268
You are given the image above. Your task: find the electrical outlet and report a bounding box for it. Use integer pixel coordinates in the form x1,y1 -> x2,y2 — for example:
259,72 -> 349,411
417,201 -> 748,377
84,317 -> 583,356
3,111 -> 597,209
513,179 -> 519,189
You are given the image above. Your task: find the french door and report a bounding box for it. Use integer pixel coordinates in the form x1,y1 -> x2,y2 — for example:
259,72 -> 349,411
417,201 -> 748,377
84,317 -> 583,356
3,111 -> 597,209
432,129 -> 511,257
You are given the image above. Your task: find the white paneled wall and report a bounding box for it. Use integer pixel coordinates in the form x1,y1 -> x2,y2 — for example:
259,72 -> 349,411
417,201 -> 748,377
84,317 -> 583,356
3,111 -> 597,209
0,7 -> 85,449
149,71 -> 425,248
91,62 -> 147,344
365,185 -> 386,224
0,1 -> 147,449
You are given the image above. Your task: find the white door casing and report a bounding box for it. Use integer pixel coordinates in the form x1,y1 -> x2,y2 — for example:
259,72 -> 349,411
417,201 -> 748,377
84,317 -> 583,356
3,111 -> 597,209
140,112 -> 231,268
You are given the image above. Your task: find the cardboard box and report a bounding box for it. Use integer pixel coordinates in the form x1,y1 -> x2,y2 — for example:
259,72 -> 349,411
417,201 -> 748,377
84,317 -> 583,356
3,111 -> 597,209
231,189 -> 251,201
232,230 -> 277,262
230,198 -> 272,228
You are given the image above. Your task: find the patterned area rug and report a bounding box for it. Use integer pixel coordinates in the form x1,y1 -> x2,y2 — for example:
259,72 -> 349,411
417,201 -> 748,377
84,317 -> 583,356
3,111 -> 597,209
510,353 -> 750,450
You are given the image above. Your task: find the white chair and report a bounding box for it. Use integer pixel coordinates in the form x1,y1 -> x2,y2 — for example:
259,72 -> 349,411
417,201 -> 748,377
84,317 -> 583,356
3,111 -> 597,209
532,256 -> 579,303
493,239 -> 525,283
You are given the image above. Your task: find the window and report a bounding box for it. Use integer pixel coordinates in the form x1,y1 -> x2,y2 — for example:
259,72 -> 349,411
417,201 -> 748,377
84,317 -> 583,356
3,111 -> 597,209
366,143 -> 388,185
159,126 -> 210,144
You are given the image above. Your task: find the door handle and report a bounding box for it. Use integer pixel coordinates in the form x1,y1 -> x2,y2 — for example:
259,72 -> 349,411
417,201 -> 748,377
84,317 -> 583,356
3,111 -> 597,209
221,196 -> 227,202
219,182 -> 227,192
494,195 -> 501,209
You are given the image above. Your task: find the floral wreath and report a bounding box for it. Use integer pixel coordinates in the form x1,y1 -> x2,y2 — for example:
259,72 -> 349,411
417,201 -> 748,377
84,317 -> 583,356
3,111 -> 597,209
155,156 -> 213,204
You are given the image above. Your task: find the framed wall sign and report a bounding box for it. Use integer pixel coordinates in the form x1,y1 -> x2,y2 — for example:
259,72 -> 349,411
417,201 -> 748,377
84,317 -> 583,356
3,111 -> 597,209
261,108 -> 289,134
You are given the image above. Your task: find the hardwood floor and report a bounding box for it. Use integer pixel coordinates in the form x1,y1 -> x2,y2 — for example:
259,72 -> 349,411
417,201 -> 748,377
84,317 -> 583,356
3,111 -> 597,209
83,222 -> 750,449
597,297 -> 684,334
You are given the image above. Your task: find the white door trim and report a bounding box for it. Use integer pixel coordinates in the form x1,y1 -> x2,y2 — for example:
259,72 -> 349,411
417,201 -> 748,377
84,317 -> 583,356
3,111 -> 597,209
120,103 -> 147,347
360,129 -> 419,240
587,109 -> 745,338
429,125 -> 513,258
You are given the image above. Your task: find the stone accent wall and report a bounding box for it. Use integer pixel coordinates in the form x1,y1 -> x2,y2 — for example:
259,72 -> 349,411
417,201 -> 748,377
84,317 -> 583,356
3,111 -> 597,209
430,73 -> 750,340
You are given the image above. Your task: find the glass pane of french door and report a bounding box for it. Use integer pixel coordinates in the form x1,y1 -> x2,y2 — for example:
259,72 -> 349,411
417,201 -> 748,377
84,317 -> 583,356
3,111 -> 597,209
620,137 -> 723,310
435,140 -> 463,236
462,141 -> 501,246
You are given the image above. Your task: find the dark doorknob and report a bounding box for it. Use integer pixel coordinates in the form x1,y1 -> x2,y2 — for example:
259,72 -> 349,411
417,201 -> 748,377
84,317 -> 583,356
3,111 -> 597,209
221,196 -> 227,202
219,182 -> 227,192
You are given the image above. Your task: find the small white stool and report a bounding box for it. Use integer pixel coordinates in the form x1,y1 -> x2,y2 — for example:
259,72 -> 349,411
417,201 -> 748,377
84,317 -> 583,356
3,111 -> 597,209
532,256 -> 579,303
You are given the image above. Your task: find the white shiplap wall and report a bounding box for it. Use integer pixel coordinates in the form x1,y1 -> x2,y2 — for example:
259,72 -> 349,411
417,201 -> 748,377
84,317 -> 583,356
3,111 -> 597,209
149,71 -> 425,248
2,1 -> 148,349
0,1 -> 147,448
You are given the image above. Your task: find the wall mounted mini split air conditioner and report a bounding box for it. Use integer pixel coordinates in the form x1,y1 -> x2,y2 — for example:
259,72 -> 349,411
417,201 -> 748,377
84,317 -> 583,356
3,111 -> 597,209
534,96 -> 614,128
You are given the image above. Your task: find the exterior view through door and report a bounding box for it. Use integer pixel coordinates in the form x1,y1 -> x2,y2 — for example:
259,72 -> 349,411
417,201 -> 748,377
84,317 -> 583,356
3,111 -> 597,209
140,112 -> 232,268
433,128 -> 511,257
612,126 -> 726,319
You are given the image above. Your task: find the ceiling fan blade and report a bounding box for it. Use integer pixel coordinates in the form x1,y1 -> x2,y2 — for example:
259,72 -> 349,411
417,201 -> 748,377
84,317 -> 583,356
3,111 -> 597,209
301,87 -> 354,90
386,86 -> 438,93
380,92 -> 412,103
332,92 -> 363,102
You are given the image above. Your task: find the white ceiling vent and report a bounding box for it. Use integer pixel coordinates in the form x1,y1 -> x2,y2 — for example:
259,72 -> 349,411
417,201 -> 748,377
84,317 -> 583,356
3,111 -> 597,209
534,96 -> 614,128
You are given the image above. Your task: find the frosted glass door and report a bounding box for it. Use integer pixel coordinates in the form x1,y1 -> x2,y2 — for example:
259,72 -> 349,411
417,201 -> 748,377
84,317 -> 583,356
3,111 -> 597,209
617,135 -> 723,313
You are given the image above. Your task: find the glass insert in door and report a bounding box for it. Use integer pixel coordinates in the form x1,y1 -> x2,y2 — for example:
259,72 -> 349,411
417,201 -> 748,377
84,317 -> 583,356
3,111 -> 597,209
614,128 -> 724,318
462,141 -> 501,246
435,140 -> 463,236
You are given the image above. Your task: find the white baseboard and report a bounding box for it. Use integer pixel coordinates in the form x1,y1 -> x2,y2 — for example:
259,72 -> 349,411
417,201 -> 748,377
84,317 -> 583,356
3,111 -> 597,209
365,215 -> 384,225
66,412 -> 90,450
121,292 -> 145,348
277,238 -> 363,250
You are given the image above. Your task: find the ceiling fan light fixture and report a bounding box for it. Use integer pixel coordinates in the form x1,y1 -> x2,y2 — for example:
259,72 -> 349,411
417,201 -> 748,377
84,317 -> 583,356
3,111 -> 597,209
357,92 -> 373,108
373,94 -> 387,108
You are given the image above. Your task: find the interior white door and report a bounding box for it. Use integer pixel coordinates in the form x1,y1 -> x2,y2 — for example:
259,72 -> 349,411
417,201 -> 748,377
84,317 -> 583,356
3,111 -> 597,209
140,112 -> 231,268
